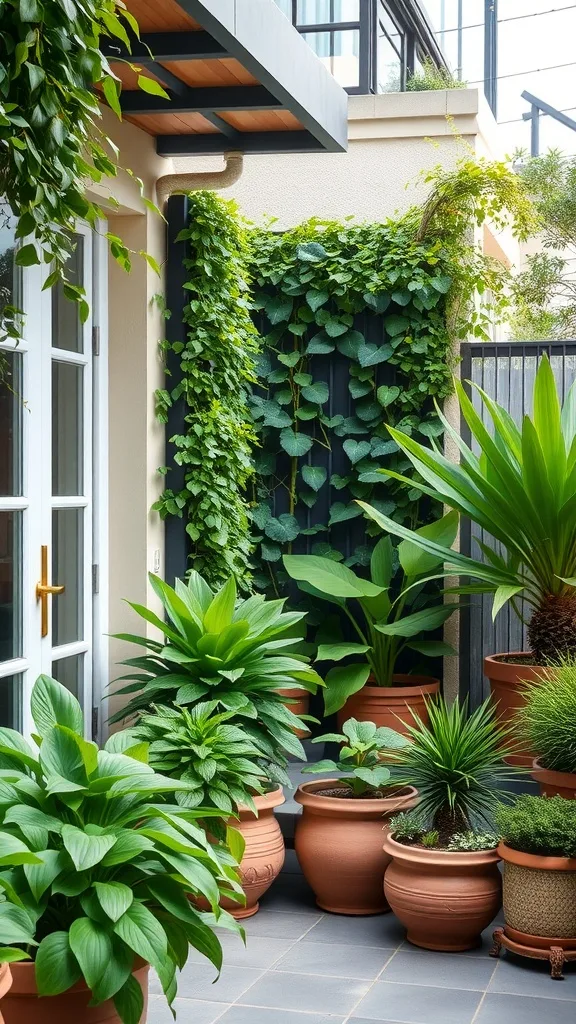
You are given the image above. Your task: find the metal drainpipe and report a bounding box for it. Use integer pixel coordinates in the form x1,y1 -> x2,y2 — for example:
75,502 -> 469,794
155,151 -> 244,209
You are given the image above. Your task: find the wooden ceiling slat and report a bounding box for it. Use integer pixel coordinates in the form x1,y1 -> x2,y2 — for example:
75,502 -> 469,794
161,58 -> 259,88
126,111 -> 219,135
124,0 -> 200,32
219,110 -> 303,132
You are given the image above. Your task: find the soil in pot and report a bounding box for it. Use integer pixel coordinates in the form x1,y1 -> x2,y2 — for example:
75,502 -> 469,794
225,787 -> 286,919
0,960 -> 148,1024
295,779 -> 418,915
277,687 -> 310,738
383,833 -> 502,951
499,842 -> 576,941
337,675 -> 440,736
531,759 -> 576,799
484,654 -> 544,766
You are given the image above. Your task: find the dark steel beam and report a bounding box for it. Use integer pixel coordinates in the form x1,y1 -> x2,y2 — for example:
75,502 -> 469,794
120,85 -> 282,116
156,129 -> 325,157
101,30 -> 228,62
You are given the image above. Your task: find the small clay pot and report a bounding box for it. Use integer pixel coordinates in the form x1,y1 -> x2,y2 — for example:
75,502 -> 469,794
226,787 -> 286,919
337,675 -> 440,737
499,842 -> 576,940
383,834 -> 502,951
0,960 -> 148,1024
277,687 -> 310,737
295,779 -> 418,915
531,758 -> 576,799
484,653 -> 544,766
0,964 -> 12,1024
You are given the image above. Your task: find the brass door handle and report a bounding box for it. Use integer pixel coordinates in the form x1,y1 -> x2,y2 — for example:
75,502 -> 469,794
36,545 -> 65,637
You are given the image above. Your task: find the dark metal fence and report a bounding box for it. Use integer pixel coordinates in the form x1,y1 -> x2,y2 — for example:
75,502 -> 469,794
459,341 -> 576,707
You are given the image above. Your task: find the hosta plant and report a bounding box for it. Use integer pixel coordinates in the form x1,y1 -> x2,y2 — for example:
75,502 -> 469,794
389,697 -> 514,843
111,571 -> 323,765
133,701 -> 289,816
283,512 -> 459,715
0,676 -> 244,1024
516,657 -> 576,774
302,718 -> 409,797
359,354 -> 576,664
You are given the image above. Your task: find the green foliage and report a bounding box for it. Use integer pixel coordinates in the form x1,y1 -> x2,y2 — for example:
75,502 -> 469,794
134,701 -> 288,815
421,829 -> 440,847
496,795 -> 576,858
110,571 -> 323,771
0,0 -> 163,340
517,658 -> 576,774
390,808 -> 428,842
510,150 -> 576,339
154,192 -> 259,588
283,513 -> 459,711
389,698 -> 514,839
359,354 -> 576,663
0,675 -> 242,1024
302,718 -> 409,797
406,58 -> 467,92
447,831 -> 498,852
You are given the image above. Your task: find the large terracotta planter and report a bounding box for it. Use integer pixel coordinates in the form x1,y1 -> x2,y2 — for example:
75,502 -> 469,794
0,960 -> 148,1024
337,675 -> 440,736
295,779 -> 418,915
484,653 -> 544,766
531,758 -> 576,799
499,842 -> 576,941
383,833 -> 502,951
0,965 -> 12,1024
277,687 -> 310,738
226,787 -> 286,919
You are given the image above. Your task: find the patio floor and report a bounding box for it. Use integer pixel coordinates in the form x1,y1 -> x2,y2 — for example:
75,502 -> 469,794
148,852 -> 576,1024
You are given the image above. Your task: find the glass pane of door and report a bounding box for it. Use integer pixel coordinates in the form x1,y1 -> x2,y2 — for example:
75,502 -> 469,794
0,511 -> 22,662
52,361 -> 84,497
51,653 -> 83,698
52,509 -> 83,647
0,674 -> 22,730
0,351 -> 22,497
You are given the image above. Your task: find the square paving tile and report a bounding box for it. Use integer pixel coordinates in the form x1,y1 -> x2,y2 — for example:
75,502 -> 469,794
219,1008 -> 345,1023
147,996 -> 225,1023
475,992 -> 576,1024
236,969 -> 371,1015
306,913 -> 404,949
240,909 -> 322,939
352,980 -> 483,1023
187,933 -> 295,970
260,877 -> 319,914
489,956 -> 576,999
274,939 -> 391,979
176,962 -> 265,1002
380,951 -> 497,990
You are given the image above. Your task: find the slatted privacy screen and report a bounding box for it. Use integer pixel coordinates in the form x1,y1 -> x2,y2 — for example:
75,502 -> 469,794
459,341 -> 576,707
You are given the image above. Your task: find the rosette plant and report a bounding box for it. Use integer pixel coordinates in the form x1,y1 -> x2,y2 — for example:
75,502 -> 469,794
283,512 -> 459,715
111,571 -> 323,763
0,676 -> 243,1024
358,355 -> 576,664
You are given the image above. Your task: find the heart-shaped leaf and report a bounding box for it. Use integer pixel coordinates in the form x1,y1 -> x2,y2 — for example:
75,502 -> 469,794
301,381 -> 329,404
306,332 -> 335,355
280,429 -> 313,457
343,440 -> 372,464
357,343 -> 393,367
377,385 -> 400,407
301,465 -> 327,492
306,289 -> 329,311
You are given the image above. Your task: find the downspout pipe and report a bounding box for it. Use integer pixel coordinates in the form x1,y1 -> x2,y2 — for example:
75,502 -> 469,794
155,151 -> 244,210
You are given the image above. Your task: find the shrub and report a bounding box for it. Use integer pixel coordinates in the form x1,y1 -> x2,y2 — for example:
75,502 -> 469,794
516,658 -> 576,773
496,795 -> 576,858
406,57 -> 467,92
390,809 -> 428,842
447,831 -> 499,852
302,718 -> 408,797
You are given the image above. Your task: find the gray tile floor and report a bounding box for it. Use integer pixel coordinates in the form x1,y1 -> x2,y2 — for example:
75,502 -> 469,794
148,857 -> 576,1024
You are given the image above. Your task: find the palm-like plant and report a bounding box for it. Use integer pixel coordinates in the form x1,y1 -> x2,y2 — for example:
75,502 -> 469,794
359,355 -> 576,664
389,698 -> 514,842
111,571 -> 323,765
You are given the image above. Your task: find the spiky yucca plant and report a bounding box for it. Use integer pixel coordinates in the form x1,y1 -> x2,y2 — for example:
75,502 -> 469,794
359,355 -> 576,664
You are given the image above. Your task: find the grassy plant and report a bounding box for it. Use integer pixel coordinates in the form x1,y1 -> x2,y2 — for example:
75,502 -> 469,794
496,795 -> 576,858
407,58 -> 467,92
516,657 -> 576,773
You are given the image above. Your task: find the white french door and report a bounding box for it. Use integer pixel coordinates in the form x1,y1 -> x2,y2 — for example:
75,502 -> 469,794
0,221 -> 106,738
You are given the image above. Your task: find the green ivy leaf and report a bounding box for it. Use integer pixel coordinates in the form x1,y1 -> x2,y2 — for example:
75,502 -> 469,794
261,541 -> 282,562
252,504 -> 272,530
357,343 -> 393,367
301,465 -> 327,491
324,319 -> 350,338
279,429 -> 313,457
299,489 -> 318,508
329,502 -> 364,525
306,332 -> 335,355
384,314 -> 409,337
343,440 -> 372,464
431,274 -> 452,293
268,368 -> 289,383
275,389 -> 293,406
330,474 -> 352,490
349,378 -> 373,399
295,404 -> 318,421
355,399 -> 382,422
370,438 -> 398,457
296,242 -> 327,262
278,351 -> 300,367
306,289 -> 329,311
377,385 -> 400,407
137,76 -> 170,99
301,381 -> 329,404
267,296 -> 294,324
264,514 -> 300,543
293,373 -> 312,386
336,330 -> 364,359
418,419 -> 445,437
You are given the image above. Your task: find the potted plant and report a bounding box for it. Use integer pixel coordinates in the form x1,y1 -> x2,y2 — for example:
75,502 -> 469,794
294,718 -> 417,915
110,571 -> 323,762
283,512 -> 459,731
0,966 -> 11,1024
493,795 -> 576,975
515,658 -> 576,798
133,701 -> 289,918
0,675 -> 242,1024
359,355 -> 576,763
383,698 -> 512,951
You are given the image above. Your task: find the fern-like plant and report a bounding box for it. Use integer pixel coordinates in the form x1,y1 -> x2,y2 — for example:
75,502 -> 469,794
516,658 -> 576,774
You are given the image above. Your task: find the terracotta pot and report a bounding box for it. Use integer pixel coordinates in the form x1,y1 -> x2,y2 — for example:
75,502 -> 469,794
277,687 -> 310,738
484,653 -> 544,766
337,675 -> 440,736
295,779 -> 418,915
499,842 -> 576,940
383,833 -> 502,951
0,960 -> 148,1024
0,964 -> 12,1024
531,758 -> 576,799
225,787 -> 286,919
